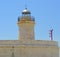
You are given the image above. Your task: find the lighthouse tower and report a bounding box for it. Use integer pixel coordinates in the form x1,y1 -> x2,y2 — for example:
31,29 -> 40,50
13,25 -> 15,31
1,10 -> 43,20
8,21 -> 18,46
17,8 -> 35,40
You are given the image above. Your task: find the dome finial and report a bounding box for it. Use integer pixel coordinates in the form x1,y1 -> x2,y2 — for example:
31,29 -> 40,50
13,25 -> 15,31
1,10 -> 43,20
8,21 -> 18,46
22,5 -> 31,14
22,0 -> 31,14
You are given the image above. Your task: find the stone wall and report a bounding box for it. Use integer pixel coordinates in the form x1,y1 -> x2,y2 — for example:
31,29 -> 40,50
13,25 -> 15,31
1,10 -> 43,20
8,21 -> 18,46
0,40 -> 59,57
0,45 -> 59,57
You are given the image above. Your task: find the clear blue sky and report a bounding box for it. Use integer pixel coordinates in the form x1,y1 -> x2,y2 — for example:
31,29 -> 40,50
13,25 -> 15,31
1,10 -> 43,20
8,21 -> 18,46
0,0 -> 60,46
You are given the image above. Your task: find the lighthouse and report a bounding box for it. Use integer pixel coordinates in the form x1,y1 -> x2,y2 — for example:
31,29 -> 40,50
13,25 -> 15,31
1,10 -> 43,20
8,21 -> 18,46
17,8 -> 35,40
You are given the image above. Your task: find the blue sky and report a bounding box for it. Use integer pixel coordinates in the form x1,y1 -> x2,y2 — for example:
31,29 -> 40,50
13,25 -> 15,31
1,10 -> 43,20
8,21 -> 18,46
0,0 -> 60,46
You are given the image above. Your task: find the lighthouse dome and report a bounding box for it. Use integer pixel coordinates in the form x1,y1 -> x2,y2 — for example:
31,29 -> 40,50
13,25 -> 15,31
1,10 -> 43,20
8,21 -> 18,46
22,8 -> 31,14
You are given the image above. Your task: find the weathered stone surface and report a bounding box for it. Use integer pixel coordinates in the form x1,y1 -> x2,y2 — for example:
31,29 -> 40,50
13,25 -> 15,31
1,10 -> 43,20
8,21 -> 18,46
0,40 -> 59,57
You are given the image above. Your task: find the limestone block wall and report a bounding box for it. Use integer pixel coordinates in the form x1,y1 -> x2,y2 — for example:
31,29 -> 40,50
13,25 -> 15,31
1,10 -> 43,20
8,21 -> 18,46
0,46 -> 59,57
15,46 -> 59,57
0,40 -> 59,57
18,23 -> 34,40
0,40 -> 58,46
